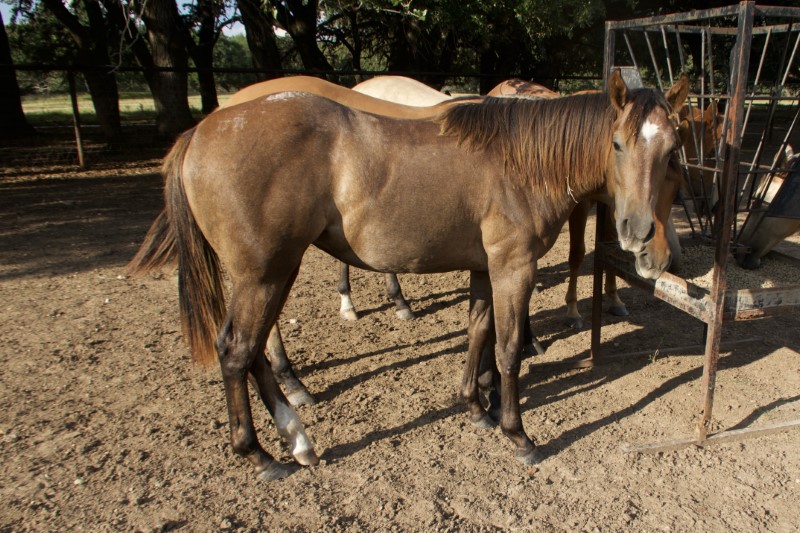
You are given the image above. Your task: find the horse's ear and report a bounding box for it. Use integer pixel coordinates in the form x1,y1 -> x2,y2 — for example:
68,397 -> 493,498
666,74 -> 689,114
785,144 -> 794,161
608,68 -> 630,112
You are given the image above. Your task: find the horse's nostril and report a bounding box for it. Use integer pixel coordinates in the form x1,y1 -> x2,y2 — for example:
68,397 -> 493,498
644,222 -> 656,243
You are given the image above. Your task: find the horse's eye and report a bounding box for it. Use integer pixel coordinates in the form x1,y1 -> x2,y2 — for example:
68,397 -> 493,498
612,141 -> 622,152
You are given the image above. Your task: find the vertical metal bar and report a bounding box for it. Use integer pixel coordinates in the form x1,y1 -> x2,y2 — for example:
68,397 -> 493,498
67,70 -> 86,168
661,26 -> 675,85
623,31 -> 639,70
591,202 -> 607,361
779,25 -> 799,87
593,23 -> 616,361
736,28 -> 773,212
696,0 -> 755,442
644,31 -> 665,92
603,23 -> 615,86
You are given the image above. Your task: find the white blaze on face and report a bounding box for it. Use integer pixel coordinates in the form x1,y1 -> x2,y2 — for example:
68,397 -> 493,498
641,120 -> 660,142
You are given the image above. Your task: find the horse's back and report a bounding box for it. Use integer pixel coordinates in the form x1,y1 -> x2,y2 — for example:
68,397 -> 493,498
487,79 -> 559,99
184,93 -> 493,273
353,76 -> 451,106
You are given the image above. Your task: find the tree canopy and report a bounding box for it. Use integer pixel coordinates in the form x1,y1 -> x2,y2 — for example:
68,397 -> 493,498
4,0 -> 799,138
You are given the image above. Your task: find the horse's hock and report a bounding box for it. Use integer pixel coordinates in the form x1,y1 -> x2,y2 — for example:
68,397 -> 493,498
588,2 -> 800,451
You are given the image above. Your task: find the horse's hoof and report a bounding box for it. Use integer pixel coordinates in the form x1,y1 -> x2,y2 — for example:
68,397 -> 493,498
340,308 -> 359,321
515,447 -> 544,465
532,339 -> 546,355
395,308 -> 415,321
257,461 -> 299,482
488,405 -> 502,424
470,413 -> 498,430
564,317 -> 585,330
293,448 -> 320,466
286,389 -> 316,407
608,305 -> 629,317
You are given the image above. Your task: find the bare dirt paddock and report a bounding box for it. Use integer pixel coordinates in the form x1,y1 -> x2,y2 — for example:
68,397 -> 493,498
1,149 -> 799,532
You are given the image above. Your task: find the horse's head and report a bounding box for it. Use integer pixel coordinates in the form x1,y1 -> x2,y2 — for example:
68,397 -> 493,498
606,70 -> 688,258
634,153 -> 684,279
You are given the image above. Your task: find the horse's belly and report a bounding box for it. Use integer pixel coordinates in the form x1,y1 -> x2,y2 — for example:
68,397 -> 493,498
315,222 -> 486,274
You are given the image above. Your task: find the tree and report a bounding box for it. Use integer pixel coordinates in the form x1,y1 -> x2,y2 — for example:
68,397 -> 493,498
40,0 -> 122,141
113,0 -> 195,137
184,0 -> 228,113
0,11 -> 34,138
236,0 -> 282,81
271,0 -> 333,75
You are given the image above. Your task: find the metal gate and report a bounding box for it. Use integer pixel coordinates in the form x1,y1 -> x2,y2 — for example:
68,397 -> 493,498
589,2 -> 800,451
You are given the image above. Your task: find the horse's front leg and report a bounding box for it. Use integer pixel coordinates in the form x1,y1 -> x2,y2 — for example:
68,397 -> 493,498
462,271 -> 497,429
384,273 -> 415,320
337,262 -> 359,321
491,265 -> 542,465
564,201 -> 591,329
604,273 -> 629,317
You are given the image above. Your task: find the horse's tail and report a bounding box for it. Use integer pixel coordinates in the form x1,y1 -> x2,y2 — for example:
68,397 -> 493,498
127,128 -> 226,367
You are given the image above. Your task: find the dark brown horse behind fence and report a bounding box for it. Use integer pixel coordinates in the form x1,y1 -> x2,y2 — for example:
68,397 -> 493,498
129,69 -> 688,481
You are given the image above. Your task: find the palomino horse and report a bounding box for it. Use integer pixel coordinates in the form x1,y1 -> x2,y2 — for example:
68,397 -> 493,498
352,75 -> 451,106
737,145 -> 800,268
130,70 -> 688,479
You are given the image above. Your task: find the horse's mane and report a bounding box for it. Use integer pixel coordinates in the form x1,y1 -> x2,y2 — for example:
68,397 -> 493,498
438,90 -> 671,198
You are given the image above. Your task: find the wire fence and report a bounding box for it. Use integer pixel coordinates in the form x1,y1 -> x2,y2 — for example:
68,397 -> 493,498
2,65 -> 604,169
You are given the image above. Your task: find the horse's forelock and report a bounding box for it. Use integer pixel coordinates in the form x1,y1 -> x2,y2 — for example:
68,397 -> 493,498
622,89 -> 674,142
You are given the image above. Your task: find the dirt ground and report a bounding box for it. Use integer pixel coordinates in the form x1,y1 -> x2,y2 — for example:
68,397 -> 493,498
1,148 -> 799,533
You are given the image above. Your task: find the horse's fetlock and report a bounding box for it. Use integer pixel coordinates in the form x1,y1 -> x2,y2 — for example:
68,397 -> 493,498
230,428 -> 257,458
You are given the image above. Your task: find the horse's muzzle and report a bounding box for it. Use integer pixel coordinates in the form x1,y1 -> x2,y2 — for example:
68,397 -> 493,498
618,217 -> 656,253
635,249 -> 671,280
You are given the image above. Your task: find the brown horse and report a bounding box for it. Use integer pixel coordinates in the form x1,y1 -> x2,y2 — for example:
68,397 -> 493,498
489,81 -> 684,328
487,79 -> 560,99
223,76 -> 475,322
219,75 -> 681,404
130,70 -> 688,480
737,145 -> 800,268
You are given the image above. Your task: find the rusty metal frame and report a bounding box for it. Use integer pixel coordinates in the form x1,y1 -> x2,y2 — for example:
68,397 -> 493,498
571,2 -> 800,452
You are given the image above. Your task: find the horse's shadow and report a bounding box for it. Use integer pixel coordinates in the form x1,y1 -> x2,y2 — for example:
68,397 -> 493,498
309,283 -> 797,463
347,286 -> 470,320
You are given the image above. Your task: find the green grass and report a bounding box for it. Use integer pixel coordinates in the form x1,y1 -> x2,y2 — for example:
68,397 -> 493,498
21,93 -> 234,125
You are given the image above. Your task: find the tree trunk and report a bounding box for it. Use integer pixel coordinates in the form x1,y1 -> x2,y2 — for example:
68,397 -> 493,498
0,12 -> 35,138
238,0 -> 282,81
186,0 -> 219,114
41,0 -> 122,141
272,0 -> 334,76
135,0 -> 196,138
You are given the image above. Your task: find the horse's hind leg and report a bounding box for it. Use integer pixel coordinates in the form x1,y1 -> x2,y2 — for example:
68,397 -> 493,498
266,325 -> 315,406
337,262 -> 359,321
265,266 -> 316,406
385,273 -> 415,320
462,271 -> 497,429
217,277 -> 317,481
249,348 -> 318,467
